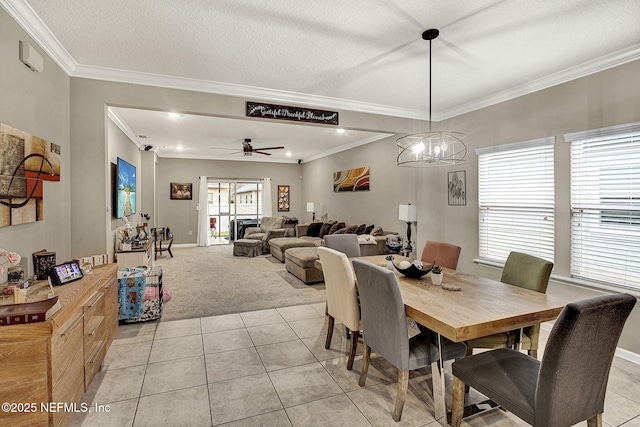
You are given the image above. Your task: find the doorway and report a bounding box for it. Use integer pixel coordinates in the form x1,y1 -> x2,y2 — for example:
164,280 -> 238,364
207,180 -> 263,245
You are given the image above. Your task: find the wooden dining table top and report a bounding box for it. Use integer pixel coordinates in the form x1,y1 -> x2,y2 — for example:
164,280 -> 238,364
317,255 -> 567,343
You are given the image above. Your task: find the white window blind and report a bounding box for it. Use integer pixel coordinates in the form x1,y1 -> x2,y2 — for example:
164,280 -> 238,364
476,137 -> 555,263
566,121 -> 640,292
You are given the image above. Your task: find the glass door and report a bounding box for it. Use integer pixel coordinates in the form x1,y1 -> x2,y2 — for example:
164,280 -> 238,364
207,180 -> 262,245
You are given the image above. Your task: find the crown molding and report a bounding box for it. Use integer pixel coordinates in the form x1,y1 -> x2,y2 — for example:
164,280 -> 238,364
107,108 -> 144,149
436,44 -> 640,121
1,0 -> 77,73
155,151 -> 300,164
303,133 -> 394,163
4,0 -> 640,123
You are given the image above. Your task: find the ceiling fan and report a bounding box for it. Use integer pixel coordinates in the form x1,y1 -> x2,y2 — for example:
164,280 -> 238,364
241,138 -> 284,156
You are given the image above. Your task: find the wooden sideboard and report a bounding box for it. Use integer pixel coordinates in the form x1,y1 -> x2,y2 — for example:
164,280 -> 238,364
0,263 -> 118,427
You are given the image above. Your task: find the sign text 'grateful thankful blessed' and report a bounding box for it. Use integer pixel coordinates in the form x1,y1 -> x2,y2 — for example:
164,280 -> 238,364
246,102 -> 339,125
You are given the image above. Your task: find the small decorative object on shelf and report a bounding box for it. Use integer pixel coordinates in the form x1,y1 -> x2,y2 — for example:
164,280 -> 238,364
431,263 -> 443,285
0,248 -> 21,276
385,255 -> 395,271
32,249 -> 56,280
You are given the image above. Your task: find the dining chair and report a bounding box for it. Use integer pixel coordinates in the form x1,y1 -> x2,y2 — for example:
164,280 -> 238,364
352,259 -> 467,422
317,247 -> 361,370
324,234 -> 361,257
420,240 -> 461,270
465,251 -> 553,358
451,293 -> 636,427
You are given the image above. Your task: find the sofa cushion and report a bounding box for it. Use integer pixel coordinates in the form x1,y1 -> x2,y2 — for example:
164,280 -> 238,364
371,225 -> 384,236
307,222 -> 324,237
344,225 -> 358,234
355,224 -> 367,235
319,221 -> 336,238
333,228 -> 346,234
285,247 -> 320,269
365,224 -> 375,234
329,221 -> 345,234
260,216 -> 284,231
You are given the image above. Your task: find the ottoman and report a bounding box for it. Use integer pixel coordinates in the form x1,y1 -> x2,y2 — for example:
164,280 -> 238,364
269,237 -> 315,262
285,247 -> 324,284
233,239 -> 262,257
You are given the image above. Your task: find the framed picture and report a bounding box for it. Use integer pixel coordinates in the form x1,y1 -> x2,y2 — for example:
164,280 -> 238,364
277,185 -> 290,212
448,171 -> 466,206
170,182 -> 192,200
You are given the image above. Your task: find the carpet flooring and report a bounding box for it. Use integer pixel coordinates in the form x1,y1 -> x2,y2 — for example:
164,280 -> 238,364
154,245 -> 326,322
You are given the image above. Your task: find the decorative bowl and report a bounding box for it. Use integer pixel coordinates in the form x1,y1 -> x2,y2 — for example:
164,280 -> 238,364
393,262 -> 431,279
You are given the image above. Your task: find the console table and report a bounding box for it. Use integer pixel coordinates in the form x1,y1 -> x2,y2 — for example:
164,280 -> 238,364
0,263 -> 118,426
116,239 -> 154,268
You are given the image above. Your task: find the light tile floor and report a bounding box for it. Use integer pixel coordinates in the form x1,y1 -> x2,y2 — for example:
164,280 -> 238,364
70,303 -> 640,427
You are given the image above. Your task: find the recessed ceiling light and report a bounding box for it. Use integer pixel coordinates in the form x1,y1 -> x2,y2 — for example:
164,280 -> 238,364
176,145 -> 184,151
337,129 -> 345,134
286,151 -> 292,157
168,113 -> 180,119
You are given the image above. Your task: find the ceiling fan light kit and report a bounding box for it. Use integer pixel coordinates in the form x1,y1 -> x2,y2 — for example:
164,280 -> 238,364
242,138 -> 285,156
397,29 -> 467,167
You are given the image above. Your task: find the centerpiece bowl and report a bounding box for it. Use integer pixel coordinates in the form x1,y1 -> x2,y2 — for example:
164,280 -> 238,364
393,262 -> 431,279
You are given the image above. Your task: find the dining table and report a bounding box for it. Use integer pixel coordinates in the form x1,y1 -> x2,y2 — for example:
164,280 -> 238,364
316,255 -> 567,425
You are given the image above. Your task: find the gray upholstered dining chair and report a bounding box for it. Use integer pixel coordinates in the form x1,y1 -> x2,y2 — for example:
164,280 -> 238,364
451,293 -> 636,427
420,240 -> 461,270
465,251 -> 553,358
317,247 -> 361,370
352,259 -> 467,422
324,233 -> 361,257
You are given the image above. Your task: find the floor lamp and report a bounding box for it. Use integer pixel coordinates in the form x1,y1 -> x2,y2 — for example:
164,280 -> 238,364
399,204 -> 417,254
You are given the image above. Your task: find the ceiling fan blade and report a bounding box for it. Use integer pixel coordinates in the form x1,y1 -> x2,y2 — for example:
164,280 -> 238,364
254,151 -> 273,156
252,146 -> 285,151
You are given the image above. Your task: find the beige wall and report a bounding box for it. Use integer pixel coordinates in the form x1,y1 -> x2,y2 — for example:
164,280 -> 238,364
302,59 -> 640,354
0,8 -> 70,279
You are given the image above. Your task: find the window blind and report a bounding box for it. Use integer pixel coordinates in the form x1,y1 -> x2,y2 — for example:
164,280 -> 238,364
566,122 -> 640,291
476,137 -> 555,263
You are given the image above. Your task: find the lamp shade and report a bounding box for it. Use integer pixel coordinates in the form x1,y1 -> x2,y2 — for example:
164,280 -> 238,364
399,204 -> 417,222
307,202 -> 320,213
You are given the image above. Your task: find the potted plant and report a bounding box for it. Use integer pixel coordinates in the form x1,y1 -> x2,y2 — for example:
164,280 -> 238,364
431,263 -> 443,285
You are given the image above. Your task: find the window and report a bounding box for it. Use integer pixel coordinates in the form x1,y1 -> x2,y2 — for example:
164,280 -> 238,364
476,137 -> 555,264
565,121 -> 640,292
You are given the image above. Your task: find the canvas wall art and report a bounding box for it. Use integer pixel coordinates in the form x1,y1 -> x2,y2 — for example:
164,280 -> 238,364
0,123 -> 61,227
277,185 -> 290,212
333,166 -> 370,192
448,170 -> 466,206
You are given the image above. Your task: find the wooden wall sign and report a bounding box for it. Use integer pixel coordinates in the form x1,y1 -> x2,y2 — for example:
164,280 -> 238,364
246,101 -> 339,125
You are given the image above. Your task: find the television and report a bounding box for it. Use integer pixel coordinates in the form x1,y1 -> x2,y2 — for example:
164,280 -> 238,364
116,157 -> 136,218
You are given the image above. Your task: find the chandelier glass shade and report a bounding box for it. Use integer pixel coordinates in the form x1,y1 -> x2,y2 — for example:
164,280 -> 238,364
397,29 -> 467,167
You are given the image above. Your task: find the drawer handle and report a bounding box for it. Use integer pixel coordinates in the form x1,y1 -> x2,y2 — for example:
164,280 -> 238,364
59,313 -> 83,336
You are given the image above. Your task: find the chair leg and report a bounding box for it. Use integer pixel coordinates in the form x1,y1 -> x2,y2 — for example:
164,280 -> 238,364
393,370 -> 409,422
325,315 -> 335,349
587,414 -> 602,427
347,330 -> 359,370
359,344 -> 371,387
451,376 -> 466,427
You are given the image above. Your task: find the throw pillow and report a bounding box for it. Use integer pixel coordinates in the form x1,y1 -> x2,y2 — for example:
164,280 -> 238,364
319,220 -> 336,238
365,224 -> 375,234
329,221 -> 345,234
371,225 -> 384,236
344,225 -> 358,234
307,222 -> 324,237
355,224 -> 367,235
333,227 -> 346,234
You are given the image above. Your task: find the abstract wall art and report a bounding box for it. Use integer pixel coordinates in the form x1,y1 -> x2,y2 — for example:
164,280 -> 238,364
0,123 -> 61,227
333,166 -> 370,192
448,170 -> 466,206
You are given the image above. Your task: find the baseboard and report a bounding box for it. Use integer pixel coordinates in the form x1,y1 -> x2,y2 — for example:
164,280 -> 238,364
541,323 -> 639,365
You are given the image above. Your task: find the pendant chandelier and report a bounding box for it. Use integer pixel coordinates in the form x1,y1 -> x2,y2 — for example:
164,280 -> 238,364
397,29 -> 467,167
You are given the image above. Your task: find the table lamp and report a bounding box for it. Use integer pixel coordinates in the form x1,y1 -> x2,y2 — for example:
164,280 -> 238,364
307,202 -> 320,221
398,204 -> 417,253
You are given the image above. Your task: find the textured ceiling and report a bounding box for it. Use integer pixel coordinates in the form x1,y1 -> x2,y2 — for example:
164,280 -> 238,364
4,0 -> 640,162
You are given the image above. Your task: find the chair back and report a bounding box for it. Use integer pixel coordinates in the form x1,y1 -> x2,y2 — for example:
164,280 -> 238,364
317,247 -> 360,331
324,234 -> 361,257
420,240 -> 461,270
260,216 -> 284,231
501,252 -> 553,293
535,293 -> 636,427
352,259 -> 411,370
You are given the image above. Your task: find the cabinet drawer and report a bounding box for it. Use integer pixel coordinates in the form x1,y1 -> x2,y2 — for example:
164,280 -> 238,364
84,340 -> 107,390
51,313 -> 84,387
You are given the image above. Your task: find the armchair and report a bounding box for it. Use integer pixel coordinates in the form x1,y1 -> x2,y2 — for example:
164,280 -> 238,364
244,217 -> 286,253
